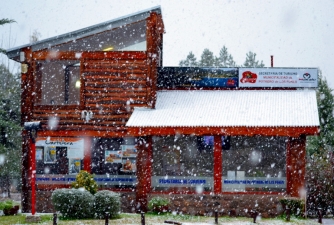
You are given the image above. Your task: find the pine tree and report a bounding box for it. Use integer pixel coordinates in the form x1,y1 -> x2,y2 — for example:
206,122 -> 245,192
243,51 -> 265,67
179,51 -> 197,67
199,48 -> 215,67
217,46 -> 227,67
0,64 -> 21,197
307,72 -> 334,155
0,18 -> 16,54
214,56 -> 220,67
227,54 -> 236,67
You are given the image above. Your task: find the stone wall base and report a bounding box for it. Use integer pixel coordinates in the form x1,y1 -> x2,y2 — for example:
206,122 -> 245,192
29,190 -> 285,218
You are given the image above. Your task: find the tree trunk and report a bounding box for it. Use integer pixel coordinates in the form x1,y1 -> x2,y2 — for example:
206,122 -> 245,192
6,174 -> 11,198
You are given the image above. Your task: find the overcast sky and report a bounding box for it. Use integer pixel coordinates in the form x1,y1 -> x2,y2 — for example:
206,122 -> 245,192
1,0 -> 334,87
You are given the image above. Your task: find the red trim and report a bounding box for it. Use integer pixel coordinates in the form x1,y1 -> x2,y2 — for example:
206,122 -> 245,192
127,126 -> 319,137
39,130 -> 127,137
213,136 -> 222,194
151,191 -> 286,195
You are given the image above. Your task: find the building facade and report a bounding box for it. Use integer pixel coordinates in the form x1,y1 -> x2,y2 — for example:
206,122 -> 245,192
7,6 -> 319,217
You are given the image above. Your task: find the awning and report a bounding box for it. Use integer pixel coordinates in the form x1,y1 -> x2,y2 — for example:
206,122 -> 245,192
126,90 -> 320,136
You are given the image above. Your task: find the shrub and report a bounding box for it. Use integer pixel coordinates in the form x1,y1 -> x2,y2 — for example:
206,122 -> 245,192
280,197 -> 305,217
0,200 -> 19,210
71,170 -> 98,195
51,188 -> 94,219
93,190 -> 121,219
306,151 -> 334,216
148,196 -> 169,213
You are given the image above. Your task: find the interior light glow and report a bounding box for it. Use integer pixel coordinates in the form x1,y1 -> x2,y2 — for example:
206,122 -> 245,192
103,47 -> 114,51
75,80 -> 81,88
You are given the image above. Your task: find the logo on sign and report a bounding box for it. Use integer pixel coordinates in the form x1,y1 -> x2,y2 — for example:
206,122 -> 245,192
240,71 -> 257,83
227,79 -> 235,86
303,73 -> 311,79
299,72 -> 316,82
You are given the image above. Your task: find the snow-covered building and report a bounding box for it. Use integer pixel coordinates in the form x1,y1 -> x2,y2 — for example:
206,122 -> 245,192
6,6 -> 319,217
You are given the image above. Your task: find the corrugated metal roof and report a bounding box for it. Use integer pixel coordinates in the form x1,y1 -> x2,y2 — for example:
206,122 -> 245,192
6,6 -> 161,59
126,90 -> 319,127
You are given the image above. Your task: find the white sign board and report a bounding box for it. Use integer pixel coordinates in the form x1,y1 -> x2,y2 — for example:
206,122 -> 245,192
239,68 -> 318,87
36,137 -> 85,162
152,176 -> 213,188
222,176 -> 286,191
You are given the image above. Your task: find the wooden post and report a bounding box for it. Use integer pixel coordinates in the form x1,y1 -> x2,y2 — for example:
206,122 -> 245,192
105,212 -> 109,225
21,47 -> 33,213
53,213 -> 57,225
214,136 -> 222,194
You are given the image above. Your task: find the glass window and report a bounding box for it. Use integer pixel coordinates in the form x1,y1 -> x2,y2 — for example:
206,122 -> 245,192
35,137 -> 84,176
35,60 -> 80,106
52,20 -> 147,52
91,137 -> 137,188
222,136 -> 286,192
152,135 -> 214,192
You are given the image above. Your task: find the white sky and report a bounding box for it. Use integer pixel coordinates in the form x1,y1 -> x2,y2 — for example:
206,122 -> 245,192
1,0 -> 334,87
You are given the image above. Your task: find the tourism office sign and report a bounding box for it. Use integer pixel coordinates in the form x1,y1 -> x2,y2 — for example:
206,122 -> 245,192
239,68 -> 318,88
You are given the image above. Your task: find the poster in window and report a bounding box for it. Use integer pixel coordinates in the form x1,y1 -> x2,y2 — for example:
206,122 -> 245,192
69,158 -> 81,174
105,150 -> 122,163
44,146 -> 56,163
36,147 -> 43,161
121,145 -> 137,158
122,158 -> 136,172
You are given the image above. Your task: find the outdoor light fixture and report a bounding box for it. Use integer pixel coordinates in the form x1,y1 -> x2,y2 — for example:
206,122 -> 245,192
19,51 -> 25,62
21,64 -> 28,74
103,46 -> 114,51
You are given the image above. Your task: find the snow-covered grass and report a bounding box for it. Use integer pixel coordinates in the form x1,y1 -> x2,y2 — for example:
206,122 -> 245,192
2,213 -> 322,225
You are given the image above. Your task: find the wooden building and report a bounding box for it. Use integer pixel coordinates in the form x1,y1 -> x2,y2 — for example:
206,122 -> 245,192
7,6 -> 320,217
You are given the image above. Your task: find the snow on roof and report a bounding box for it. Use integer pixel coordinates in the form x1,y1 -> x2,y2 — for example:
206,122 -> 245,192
6,6 -> 161,59
126,90 -> 319,127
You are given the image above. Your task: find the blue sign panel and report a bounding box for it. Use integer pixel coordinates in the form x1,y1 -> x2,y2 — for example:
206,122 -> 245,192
158,67 -> 238,88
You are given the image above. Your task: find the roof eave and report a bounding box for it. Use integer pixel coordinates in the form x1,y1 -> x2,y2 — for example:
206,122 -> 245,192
126,126 -> 320,137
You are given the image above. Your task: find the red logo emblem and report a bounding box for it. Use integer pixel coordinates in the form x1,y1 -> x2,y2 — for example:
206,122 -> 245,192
240,71 -> 257,83
227,79 -> 235,86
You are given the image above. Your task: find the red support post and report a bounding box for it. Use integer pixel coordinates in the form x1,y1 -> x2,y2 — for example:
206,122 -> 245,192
29,138 -> 36,215
286,138 -> 291,195
136,137 -> 151,212
286,136 -> 306,197
146,137 -> 152,193
214,136 -> 222,194
83,137 -> 91,172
